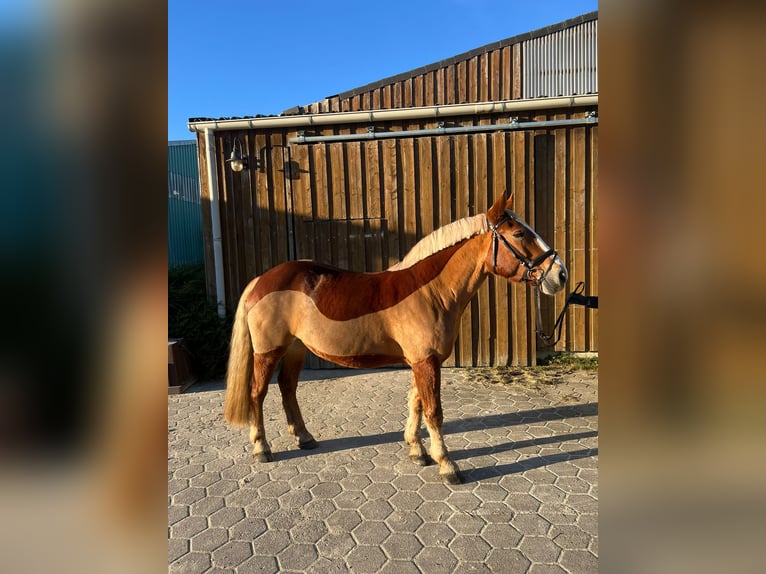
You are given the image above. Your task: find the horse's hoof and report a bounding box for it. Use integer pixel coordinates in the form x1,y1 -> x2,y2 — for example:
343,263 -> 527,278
298,439 -> 319,450
254,451 -> 274,463
440,471 -> 462,485
410,454 -> 431,466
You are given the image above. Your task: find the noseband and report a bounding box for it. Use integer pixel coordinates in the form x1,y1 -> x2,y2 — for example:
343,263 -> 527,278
488,214 -> 557,286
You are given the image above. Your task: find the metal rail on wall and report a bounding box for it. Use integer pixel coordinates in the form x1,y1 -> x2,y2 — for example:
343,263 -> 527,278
288,113 -> 598,144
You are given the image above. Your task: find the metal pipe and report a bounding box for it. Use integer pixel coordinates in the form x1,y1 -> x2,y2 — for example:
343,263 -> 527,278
204,128 -> 227,318
187,95 -> 598,133
288,115 -> 598,144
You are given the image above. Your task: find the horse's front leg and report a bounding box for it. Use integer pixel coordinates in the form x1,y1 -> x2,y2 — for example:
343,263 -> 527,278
411,355 -> 461,484
404,382 -> 430,466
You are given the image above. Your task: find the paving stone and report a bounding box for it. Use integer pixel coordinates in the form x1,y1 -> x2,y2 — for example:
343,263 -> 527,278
168,368 -> 598,573
237,554 -> 279,574
209,506 -> 245,528
486,548 -> 531,573
346,545 -> 387,573
381,532 -> 423,560
519,535 -> 562,563
449,534 -> 491,561
251,530 -> 290,556
414,546 -> 458,574
352,520 -> 391,545
169,550 -> 211,574
277,543 -> 319,571
167,537 -> 189,563
359,499 -> 394,521
290,519 -> 328,544
415,522 -> 455,546
211,540 -> 252,568
559,549 -> 598,573
191,527 -> 228,552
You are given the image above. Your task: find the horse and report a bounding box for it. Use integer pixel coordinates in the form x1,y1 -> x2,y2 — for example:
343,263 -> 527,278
223,193 -> 568,484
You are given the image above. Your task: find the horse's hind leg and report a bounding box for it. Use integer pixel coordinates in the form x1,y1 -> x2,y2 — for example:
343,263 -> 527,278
411,355 -> 461,484
404,381 -> 430,466
249,350 -> 282,462
277,341 -> 318,450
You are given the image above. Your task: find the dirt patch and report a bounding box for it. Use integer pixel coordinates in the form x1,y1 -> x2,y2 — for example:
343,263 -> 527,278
461,358 -> 598,405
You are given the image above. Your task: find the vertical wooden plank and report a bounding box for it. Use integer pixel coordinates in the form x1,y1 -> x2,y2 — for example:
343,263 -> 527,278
252,132 -> 272,273
414,75 -> 424,107
434,68 -> 445,106
533,118 -> 554,354
512,44 -> 522,99
457,61 -> 467,103
588,125 -> 599,351
196,133 -> 216,303
400,136 -> 417,257
501,46 -> 512,101
382,139 -> 400,265
424,71 -> 435,107
417,137 -> 435,239
446,64 -> 456,105
490,49 -> 502,102
289,138 -> 312,264
241,133 -> 258,282
269,132 -> 289,265
525,128 -> 537,365
553,115 -> 569,352
311,142 -> 331,265
510,131 -> 528,365
468,56 -> 479,103
328,139 -> 348,268
454,135 -> 472,366
569,125 -> 587,351
473,132 -> 490,365
479,52 -> 489,102
364,141 -> 385,271
436,135 -> 455,366
491,131 -> 510,365
347,140 -> 366,271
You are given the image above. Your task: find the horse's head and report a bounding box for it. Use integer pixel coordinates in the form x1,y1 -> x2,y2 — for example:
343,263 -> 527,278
485,194 -> 568,295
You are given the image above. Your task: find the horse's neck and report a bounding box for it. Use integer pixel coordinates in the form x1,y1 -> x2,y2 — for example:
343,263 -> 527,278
428,235 -> 490,311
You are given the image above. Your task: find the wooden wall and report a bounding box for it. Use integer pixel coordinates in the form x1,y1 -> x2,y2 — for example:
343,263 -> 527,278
196,13 -> 598,367
198,109 -> 597,367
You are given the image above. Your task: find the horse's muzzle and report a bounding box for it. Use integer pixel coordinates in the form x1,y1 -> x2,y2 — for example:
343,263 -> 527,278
539,257 -> 568,295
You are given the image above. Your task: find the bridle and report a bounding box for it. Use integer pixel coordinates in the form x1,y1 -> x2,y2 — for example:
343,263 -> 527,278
488,212 -> 557,287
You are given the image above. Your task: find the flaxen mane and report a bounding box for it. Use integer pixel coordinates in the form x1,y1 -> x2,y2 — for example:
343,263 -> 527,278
388,214 -> 489,270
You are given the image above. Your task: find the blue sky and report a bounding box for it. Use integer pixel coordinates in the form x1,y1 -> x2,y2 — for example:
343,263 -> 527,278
168,0 -> 598,141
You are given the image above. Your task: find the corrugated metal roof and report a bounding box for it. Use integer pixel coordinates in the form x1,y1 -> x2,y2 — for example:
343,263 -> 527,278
328,11 -> 597,102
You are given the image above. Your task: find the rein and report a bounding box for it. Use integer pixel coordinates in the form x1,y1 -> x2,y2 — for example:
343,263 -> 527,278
489,215 -> 556,287
536,281 -> 599,347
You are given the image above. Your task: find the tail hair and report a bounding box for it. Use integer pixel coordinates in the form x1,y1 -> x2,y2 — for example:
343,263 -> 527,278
223,280 -> 256,427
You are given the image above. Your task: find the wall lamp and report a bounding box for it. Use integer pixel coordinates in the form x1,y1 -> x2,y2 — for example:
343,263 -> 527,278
226,137 -> 247,172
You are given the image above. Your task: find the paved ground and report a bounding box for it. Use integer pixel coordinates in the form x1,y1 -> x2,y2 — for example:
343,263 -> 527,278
168,367 -> 598,573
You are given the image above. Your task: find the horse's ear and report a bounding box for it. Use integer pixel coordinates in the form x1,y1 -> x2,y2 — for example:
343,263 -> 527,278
488,192 -> 510,223
505,192 -> 514,210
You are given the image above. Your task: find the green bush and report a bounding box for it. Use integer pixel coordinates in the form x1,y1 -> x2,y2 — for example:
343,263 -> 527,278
169,264 -> 232,379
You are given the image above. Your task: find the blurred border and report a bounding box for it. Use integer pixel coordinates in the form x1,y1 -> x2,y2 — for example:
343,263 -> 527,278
0,1 -> 167,572
600,1 -> 766,572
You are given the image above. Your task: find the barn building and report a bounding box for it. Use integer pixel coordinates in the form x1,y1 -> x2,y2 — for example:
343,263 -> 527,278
187,11 -> 598,367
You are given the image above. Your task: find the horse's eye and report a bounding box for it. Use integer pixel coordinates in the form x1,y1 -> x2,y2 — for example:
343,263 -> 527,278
513,231 -> 525,239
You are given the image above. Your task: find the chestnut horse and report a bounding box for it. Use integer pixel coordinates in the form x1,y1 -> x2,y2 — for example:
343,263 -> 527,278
224,193 -> 567,483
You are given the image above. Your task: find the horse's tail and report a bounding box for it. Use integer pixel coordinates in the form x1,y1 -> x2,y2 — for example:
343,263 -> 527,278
224,279 -> 258,427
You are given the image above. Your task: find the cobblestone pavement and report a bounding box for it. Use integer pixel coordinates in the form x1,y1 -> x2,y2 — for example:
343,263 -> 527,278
168,367 -> 598,573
